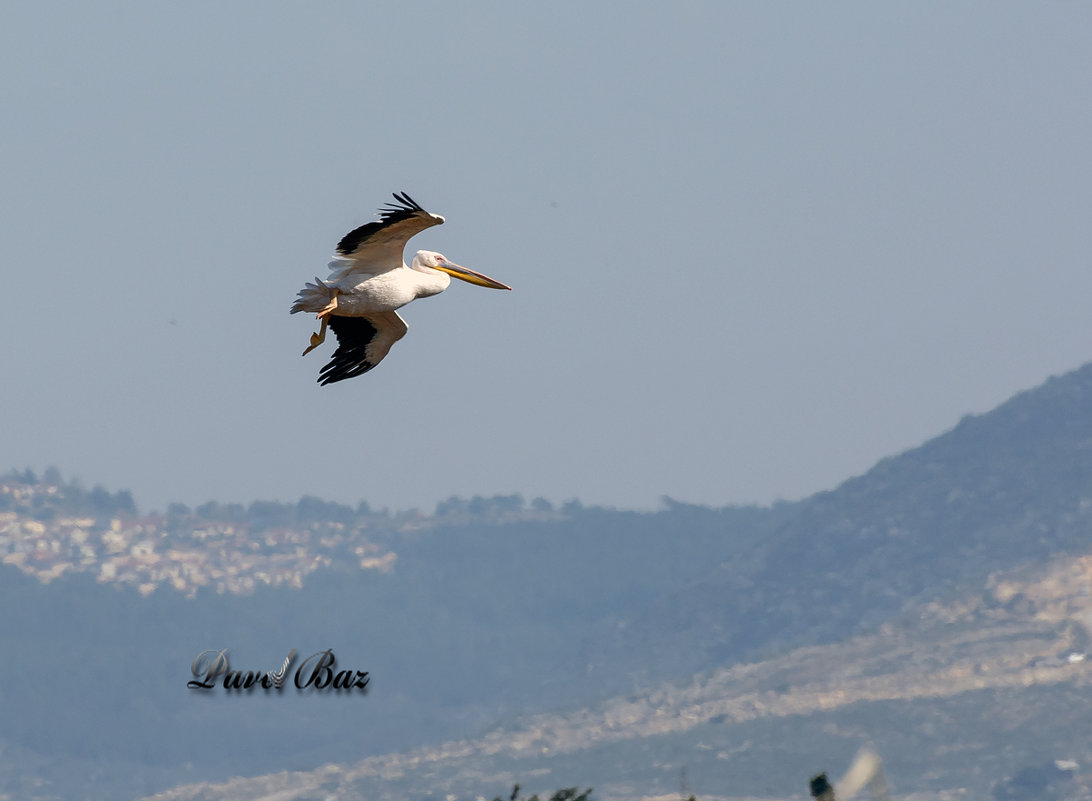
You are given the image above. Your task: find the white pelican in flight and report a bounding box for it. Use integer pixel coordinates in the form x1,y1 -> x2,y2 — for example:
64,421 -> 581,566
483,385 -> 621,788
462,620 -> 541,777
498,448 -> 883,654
291,192 -> 511,385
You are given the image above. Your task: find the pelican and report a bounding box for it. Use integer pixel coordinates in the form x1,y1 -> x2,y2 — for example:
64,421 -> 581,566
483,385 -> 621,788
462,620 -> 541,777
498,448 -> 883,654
291,192 -> 511,385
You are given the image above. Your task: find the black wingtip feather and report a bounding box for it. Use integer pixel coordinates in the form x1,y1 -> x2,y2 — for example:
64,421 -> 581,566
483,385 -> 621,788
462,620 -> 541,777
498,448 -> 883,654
318,316 -> 380,385
378,192 -> 424,220
393,191 -> 422,210
335,191 -> 432,256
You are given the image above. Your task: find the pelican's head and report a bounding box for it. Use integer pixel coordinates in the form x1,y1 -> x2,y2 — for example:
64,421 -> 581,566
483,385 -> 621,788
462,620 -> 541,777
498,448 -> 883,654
412,250 -> 512,290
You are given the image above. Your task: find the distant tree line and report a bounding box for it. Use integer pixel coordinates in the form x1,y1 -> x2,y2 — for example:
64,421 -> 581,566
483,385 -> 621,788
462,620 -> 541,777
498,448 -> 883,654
167,496 -> 372,531
1,467 -> 766,538
5,466 -> 758,532
2,468 -> 576,527
166,492 -> 568,532
0,467 -> 135,520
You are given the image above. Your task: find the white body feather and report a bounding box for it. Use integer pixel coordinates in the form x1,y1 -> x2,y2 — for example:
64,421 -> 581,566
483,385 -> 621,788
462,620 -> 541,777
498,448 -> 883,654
290,257 -> 451,316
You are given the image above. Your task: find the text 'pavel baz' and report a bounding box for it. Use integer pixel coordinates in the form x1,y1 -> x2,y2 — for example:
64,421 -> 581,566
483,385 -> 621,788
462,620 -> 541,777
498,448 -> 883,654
188,649 -> 370,692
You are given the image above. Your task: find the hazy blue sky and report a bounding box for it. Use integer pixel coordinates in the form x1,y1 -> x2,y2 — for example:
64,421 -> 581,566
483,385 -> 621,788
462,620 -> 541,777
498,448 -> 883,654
3,2 -> 1091,513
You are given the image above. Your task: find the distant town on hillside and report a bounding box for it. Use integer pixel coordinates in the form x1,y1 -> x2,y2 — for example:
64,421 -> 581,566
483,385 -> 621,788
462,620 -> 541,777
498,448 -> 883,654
0,467 -> 582,598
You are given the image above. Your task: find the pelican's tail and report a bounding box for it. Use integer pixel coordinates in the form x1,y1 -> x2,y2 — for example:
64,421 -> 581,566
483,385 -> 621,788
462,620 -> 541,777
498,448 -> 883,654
290,278 -> 336,314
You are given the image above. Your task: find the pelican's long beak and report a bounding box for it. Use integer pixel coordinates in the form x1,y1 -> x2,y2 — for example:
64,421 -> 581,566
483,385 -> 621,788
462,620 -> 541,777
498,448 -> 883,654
434,257 -> 512,290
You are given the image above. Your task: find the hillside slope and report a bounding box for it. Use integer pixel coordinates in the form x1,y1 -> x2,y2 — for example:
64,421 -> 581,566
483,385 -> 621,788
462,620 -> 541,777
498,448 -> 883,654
613,362 -> 1092,670
139,552 -> 1092,800
4,361 -> 1092,800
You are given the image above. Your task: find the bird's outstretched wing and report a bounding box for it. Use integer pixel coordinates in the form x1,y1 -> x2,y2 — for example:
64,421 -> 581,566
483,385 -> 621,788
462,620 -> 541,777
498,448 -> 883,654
327,192 -> 444,282
318,311 -> 408,385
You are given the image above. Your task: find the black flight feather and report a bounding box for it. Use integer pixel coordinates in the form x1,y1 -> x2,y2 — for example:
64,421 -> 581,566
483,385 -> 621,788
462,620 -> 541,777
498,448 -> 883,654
336,192 -> 429,256
318,316 -> 380,385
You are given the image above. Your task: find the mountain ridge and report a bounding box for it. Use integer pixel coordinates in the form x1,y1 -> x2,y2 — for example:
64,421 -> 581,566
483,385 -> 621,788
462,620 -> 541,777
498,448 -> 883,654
5,360 -> 1092,800
626,360 -> 1092,667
